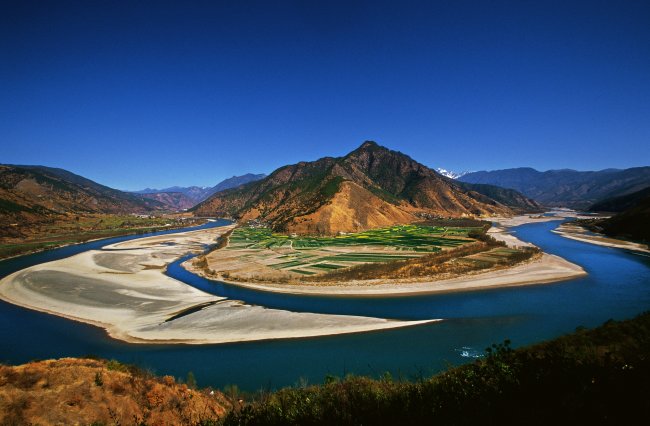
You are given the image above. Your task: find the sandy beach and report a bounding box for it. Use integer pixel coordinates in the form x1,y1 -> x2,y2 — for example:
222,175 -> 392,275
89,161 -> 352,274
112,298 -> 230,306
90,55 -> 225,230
183,214 -> 587,296
553,223 -> 650,254
0,225 -> 434,344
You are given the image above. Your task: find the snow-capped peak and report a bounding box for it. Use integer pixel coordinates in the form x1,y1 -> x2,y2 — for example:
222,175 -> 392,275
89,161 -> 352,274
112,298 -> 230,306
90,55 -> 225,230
435,168 -> 469,179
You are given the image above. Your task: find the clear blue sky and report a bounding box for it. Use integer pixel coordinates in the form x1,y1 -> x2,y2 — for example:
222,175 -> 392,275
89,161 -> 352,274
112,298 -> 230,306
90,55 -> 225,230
1,1 -> 649,190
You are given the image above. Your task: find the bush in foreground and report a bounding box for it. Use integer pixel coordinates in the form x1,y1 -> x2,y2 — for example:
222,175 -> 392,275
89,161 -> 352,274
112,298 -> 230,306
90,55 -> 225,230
222,312 -> 650,426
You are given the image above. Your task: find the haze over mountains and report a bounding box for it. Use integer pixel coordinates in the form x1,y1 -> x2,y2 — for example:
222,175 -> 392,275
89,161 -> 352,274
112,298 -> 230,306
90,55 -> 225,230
132,173 -> 266,210
193,141 -> 539,234
133,174 -> 266,203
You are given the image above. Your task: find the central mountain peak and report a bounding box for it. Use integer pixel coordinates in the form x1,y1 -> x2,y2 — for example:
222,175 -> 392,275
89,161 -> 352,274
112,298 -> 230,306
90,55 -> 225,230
193,141 -> 516,234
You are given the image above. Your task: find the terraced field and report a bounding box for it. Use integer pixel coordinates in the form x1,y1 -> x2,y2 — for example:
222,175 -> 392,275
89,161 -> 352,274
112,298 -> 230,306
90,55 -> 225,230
207,225 -> 481,280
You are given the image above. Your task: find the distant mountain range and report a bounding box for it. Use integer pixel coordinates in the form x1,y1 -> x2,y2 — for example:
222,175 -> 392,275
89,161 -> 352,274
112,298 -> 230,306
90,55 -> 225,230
193,141 -> 539,234
460,167 -> 650,209
132,173 -> 266,210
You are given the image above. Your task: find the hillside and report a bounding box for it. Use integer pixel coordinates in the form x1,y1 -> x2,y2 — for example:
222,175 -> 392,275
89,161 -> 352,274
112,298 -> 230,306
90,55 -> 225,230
596,195 -> 650,243
0,358 -> 230,425
460,167 -> 650,209
589,185 -> 650,213
0,164 -> 165,232
211,173 -> 267,194
193,142 -> 522,234
457,182 -> 542,212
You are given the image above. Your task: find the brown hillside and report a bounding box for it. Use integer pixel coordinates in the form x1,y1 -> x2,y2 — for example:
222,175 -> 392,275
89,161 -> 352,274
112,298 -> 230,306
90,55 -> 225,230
0,165 -> 165,233
0,358 -> 230,426
193,141 -> 513,234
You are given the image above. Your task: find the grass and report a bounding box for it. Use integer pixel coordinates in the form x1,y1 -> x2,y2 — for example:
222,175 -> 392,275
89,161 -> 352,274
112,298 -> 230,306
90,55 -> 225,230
228,224 -> 479,253
221,224 -> 485,278
211,223 -> 544,282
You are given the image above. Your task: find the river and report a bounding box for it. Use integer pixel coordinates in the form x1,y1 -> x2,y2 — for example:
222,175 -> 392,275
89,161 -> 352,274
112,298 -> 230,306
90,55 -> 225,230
0,219 -> 648,390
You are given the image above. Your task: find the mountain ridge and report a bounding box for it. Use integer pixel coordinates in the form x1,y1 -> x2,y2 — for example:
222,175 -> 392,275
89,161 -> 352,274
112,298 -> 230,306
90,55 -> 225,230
193,141 -> 536,234
460,167 -> 650,209
132,173 -> 266,206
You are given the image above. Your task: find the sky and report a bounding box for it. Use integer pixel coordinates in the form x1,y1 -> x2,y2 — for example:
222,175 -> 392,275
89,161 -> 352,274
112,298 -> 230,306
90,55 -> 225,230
1,1 -> 649,190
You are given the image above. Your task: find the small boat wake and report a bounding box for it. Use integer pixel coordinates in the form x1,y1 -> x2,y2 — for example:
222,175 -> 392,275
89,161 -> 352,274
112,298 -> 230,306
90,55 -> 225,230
456,346 -> 483,359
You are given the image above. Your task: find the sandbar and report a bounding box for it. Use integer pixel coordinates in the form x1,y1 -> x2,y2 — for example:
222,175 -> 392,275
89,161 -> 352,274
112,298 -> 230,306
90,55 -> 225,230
0,225 -> 435,344
553,223 -> 649,254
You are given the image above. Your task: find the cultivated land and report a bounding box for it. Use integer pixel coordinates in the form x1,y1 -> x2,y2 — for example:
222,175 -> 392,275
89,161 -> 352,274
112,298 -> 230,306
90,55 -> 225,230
0,225 -> 432,344
187,215 -> 586,295
209,224 -> 480,280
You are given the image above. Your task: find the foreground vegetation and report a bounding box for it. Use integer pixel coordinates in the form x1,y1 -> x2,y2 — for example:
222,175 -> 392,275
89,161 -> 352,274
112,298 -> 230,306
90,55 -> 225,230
223,311 -> 650,425
0,214 -> 204,259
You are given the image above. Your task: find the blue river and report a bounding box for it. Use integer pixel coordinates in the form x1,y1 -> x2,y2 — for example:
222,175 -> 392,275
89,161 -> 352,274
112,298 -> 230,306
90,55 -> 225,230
0,219 -> 649,390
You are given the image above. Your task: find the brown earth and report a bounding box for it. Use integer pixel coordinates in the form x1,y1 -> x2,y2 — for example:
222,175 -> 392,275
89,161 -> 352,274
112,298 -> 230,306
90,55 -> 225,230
0,358 -> 231,426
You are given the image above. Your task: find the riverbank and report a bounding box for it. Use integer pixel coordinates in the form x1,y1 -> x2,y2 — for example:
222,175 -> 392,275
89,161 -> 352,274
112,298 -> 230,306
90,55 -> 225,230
553,222 -> 650,254
183,214 -> 586,296
0,215 -> 209,261
0,225 -> 434,344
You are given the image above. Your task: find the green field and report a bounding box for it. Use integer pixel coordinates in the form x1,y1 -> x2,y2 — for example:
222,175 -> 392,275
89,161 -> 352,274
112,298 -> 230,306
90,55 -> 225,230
225,224 -> 481,274
228,224 -> 478,252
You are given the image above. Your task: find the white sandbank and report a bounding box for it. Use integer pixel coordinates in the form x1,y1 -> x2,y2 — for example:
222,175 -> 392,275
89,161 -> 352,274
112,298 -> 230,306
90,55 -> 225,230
552,223 -> 649,254
0,225 -> 434,344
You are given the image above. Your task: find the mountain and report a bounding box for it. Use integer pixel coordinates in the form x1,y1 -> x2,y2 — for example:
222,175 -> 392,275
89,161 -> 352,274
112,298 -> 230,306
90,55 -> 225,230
460,167 -> 650,209
586,186 -> 650,243
134,185 -> 211,202
457,182 -> 542,212
596,194 -> 650,243
435,168 -> 469,179
0,164 -> 165,231
193,141 -> 522,234
135,191 -> 196,210
133,173 -> 266,204
589,185 -> 650,213
210,173 -> 267,194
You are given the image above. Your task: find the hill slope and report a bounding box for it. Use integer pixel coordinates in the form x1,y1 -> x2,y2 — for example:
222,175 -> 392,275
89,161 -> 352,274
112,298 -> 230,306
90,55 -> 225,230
589,185 -> 650,213
193,142 -> 520,234
594,190 -> 650,243
460,167 -> 650,209
0,164 -> 165,229
0,358 -> 230,425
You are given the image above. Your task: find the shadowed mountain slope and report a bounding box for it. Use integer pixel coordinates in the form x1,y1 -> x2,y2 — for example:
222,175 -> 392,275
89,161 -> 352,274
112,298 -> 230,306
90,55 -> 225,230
589,186 -> 650,243
460,167 -> 650,209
